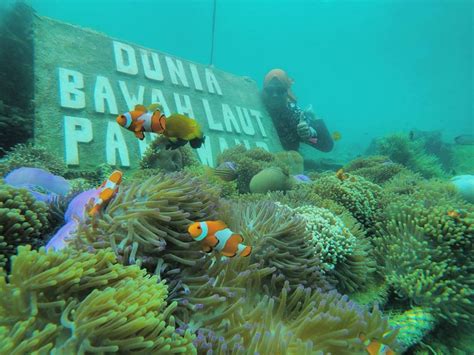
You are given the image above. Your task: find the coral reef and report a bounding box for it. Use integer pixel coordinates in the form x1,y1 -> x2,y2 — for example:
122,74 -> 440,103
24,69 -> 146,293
183,164 -> 238,198
216,145 -> 287,193
0,246 -> 195,353
0,2 -> 34,155
140,135 -> 200,171
373,133 -> 446,178
72,172 -> 220,297
310,174 -> 385,236
344,155 -> 406,184
0,144 -> 66,176
249,167 -> 292,194
219,201 -> 328,291
389,307 -> 435,352
274,150 -> 304,174
451,145 -> 474,175
290,205 -> 375,293
193,281 -> 398,354
375,203 -> 473,326
0,184 -> 49,269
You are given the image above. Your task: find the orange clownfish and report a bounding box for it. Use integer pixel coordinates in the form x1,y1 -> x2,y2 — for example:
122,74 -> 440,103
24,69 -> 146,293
360,333 -> 395,355
365,340 -> 395,355
117,103 -> 166,140
188,221 -> 252,257
88,170 -> 123,217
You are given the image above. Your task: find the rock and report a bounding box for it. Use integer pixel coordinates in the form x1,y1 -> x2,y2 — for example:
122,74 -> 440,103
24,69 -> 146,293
249,167 -> 292,194
451,175 -> 474,203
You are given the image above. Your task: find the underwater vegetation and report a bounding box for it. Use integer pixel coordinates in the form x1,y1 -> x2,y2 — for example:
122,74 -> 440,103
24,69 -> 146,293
0,183 -> 49,269
1,136 -> 473,353
0,246 -> 195,353
371,133 -> 447,178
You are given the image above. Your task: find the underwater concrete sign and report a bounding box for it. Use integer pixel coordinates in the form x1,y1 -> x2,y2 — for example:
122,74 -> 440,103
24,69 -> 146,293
33,15 -> 282,169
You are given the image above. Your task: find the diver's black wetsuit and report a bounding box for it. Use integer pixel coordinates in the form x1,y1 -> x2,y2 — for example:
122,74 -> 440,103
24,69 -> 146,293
268,102 -> 334,152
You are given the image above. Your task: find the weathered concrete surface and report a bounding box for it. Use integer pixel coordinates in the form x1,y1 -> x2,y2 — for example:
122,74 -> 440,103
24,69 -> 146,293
33,14 -> 282,169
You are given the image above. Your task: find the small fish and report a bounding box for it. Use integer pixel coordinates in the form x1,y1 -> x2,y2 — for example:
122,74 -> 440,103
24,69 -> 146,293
332,131 -> 342,141
188,221 -> 252,257
336,168 -> 349,181
454,134 -> 474,145
162,113 -> 206,150
365,340 -> 395,355
408,130 -> 415,140
88,170 -> 123,217
117,103 -> 166,140
360,334 -> 395,355
214,161 -> 237,181
447,210 -> 460,219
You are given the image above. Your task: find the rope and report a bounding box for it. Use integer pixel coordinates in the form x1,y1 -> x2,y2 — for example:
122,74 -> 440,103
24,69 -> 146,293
209,0 -> 217,65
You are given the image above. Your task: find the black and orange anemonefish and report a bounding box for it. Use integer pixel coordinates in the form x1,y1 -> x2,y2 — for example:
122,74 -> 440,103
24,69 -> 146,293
116,103 -> 166,140
188,221 -> 252,257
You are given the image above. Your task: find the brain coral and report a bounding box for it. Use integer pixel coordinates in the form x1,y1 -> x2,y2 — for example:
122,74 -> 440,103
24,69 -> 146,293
0,184 -> 49,269
311,174 -> 385,236
0,246 -> 195,353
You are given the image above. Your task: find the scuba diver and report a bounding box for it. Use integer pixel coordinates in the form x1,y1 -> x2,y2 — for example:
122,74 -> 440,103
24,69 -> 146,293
262,69 -> 333,152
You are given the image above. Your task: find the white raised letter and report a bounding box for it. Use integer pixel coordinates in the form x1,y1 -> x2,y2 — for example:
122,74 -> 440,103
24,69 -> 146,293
165,57 -> 189,87
222,104 -> 241,133
64,116 -> 92,165
202,99 -> 223,131
205,68 -> 222,95
94,76 -> 118,114
58,68 -> 85,109
106,121 -> 130,167
189,64 -> 203,91
119,81 -> 145,110
113,41 -> 138,75
196,136 -> 214,167
140,49 -> 164,81
173,93 -> 194,117
236,106 -> 255,136
250,109 -> 267,138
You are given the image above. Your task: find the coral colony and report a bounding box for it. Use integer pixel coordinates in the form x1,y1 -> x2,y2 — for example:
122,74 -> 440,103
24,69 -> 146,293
0,135 -> 473,353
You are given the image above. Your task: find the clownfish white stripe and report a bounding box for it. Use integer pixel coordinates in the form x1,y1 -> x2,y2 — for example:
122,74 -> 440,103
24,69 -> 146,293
236,243 -> 247,255
103,179 -> 117,190
123,112 -> 133,129
195,222 -> 208,241
214,228 -> 234,252
140,112 -> 153,132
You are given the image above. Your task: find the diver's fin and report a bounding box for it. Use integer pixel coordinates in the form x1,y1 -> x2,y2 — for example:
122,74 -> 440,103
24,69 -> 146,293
134,104 -> 147,112
148,103 -> 163,112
